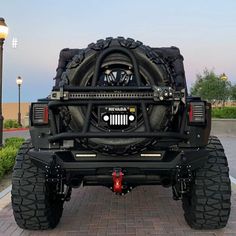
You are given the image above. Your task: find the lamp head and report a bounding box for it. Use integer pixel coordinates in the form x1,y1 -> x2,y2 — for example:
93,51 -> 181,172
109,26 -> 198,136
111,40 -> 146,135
0,18 -> 8,40
220,73 -> 228,81
16,76 -> 23,85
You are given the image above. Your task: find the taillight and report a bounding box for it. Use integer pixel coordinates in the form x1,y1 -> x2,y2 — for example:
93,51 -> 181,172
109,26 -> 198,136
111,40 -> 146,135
188,102 -> 205,125
32,104 -> 49,125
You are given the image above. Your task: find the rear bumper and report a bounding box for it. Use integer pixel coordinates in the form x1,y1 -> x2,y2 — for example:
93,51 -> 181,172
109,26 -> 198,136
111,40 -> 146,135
28,148 -> 208,175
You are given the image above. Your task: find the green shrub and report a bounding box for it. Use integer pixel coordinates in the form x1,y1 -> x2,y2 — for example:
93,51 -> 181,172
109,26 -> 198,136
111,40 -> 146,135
4,119 -> 20,129
0,147 -> 18,176
5,137 -> 25,149
0,137 -> 25,179
0,162 -> 4,179
212,107 -> 236,119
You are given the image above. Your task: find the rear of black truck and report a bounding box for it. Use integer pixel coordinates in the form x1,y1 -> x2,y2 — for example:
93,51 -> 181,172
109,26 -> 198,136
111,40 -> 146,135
28,37 -> 211,195
12,38 -> 230,230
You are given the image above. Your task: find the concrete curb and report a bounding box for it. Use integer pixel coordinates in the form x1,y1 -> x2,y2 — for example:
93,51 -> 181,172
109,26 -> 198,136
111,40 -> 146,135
230,176 -> 236,185
3,128 -> 29,132
0,185 -> 12,199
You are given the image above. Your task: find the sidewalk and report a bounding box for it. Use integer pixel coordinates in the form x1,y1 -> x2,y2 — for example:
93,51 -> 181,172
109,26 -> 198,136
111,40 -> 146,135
0,185 -> 236,236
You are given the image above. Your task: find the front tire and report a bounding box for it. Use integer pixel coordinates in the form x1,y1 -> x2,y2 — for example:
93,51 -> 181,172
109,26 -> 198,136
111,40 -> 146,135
11,140 -> 64,230
182,136 -> 231,229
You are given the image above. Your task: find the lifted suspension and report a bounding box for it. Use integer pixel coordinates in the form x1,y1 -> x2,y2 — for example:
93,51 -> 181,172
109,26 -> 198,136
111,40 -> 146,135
172,164 -> 193,200
45,156 -> 72,202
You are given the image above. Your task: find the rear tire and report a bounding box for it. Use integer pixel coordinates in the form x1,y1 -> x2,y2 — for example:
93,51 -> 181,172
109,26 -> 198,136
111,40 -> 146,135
182,136 -> 231,229
11,140 -> 64,230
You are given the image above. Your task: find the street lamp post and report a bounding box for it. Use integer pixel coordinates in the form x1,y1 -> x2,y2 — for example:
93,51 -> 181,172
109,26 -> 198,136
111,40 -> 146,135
16,76 -> 23,127
0,18 -> 8,147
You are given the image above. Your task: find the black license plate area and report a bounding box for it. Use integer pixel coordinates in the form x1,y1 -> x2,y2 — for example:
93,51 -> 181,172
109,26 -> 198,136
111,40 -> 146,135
98,105 -> 137,130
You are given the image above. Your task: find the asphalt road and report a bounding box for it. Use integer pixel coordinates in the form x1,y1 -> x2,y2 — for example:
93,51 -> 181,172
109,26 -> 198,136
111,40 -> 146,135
3,130 -> 236,178
218,135 -> 236,179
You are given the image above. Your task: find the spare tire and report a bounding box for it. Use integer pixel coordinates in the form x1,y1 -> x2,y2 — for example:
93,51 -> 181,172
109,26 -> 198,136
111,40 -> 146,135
60,37 -> 181,155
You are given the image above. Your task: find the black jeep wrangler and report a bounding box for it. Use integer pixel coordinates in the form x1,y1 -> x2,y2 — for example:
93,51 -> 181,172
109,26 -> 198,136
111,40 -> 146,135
12,37 -> 231,230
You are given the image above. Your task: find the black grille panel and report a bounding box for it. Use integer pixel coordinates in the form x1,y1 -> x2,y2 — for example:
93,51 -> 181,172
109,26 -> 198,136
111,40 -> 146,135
98,105 -> 137,130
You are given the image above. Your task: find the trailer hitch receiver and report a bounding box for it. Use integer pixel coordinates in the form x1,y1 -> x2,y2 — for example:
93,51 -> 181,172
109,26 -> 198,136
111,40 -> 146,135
112,168 -> 124,193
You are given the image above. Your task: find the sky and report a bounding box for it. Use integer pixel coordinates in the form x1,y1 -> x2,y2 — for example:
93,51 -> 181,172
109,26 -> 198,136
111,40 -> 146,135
1,0 -> 236,102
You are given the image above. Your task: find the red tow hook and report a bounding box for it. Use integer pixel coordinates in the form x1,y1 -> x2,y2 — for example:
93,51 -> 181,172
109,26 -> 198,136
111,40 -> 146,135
112,168 -> 124,193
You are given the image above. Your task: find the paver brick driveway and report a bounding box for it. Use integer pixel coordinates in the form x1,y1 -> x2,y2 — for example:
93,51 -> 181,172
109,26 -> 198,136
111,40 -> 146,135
0,185 -> 236,236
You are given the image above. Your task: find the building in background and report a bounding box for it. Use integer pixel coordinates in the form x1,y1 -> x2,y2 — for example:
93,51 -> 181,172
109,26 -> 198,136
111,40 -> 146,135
2,102 -> 30,127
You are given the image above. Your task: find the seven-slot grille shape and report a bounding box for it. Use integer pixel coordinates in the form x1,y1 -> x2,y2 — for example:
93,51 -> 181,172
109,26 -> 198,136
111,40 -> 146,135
109,114 -> 128,126
190,102 -> 205,123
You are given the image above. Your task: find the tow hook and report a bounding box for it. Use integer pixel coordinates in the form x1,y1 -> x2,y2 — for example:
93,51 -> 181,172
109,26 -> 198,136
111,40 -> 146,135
112,168 -> 124,194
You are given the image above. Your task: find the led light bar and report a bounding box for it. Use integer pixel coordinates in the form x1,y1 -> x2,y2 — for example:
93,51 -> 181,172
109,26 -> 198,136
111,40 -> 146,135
140,153 -> 162,157
75,153 -> 97,158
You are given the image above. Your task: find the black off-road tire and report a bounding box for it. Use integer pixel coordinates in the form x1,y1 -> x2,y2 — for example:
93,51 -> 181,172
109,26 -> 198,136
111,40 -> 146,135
11,140 -> 64,230
182,136 -> 231,229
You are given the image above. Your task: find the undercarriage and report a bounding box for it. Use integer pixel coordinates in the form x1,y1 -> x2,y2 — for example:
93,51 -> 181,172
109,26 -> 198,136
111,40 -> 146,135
29,147 -> 208,198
